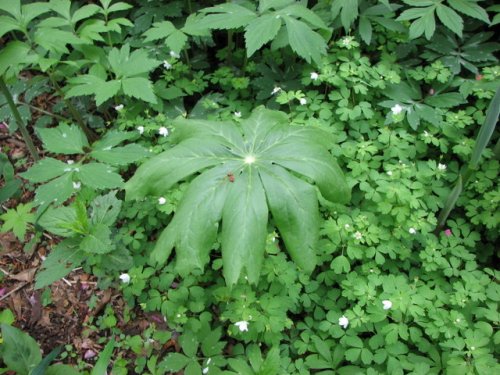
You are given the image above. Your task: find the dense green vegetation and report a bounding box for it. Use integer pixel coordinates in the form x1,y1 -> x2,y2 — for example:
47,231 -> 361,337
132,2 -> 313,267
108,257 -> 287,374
0,0 -> 499,374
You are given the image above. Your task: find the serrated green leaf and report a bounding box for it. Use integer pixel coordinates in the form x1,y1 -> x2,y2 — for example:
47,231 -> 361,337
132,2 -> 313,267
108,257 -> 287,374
0,203 -> 34,240
197,3 -> 256,29
45,364 -> 80,375
0,0 -> 21,18
424,92 -> 465,108
0,41 -> 37,79
35,239 -> 84,289
37,206 -> 78,237
95,79 -> 121,106
89,191 -> 122,227
244,14 -> 282,57
107,44 -> 160,78
436,4 -> 463,37
20,158 -> 68,182
165,29 -> 188,53
0,324 -> 42,374
221,170 -> 268,285
34,173 -> 74,206
80,223 -> 113,254
77,163 -> 123,189
283,16 -> 326,65
448,0 -> 489,24
259,164 -> 318,273
143,21 -> 176,42
65,74 -> 104,99
37,123 -> 88,154
161,353 -> 191,372
71,4 -> 100,23
91,144 -> 150,166
122,77 -> 157,103
92,130 -> 135,149
34,27 -> 82,54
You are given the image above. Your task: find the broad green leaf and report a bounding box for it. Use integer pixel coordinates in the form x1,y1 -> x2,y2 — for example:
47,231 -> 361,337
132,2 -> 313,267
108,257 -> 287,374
43,259 -> 76,292
91,144 -> 150,166
107,2 -> 132,13
22,2 -> 50,24
95,79 -> 121,106
0,41 -> 37,79
161,353 -> 191,372
424,92 -> 465,108
77,163 -> 123,189
34,27 -> 82,54
72,4 -> 100,23
125,139 -> 232,199
107,44 -> 160,78
259,164 -> 318,273
91,130 -> 135,149
261,140 -> 351,204
0,203 -> 34,240
359,16 -> 373,44
197,3 -> 256,29
0,324 -> 42,374
436,4 -> 463,37
331,0 -> 360,30
128,106 -> 350,285
80,223 -> 113,254
91,339 -> 115,375
283,16 -> 326,65
122,76 -> 157,103
448,0 -> 489,24
331,255 -> 351,274
37,123 -> 88,154
20,158 -> 68,182
260,347 -> 281,375
34,173 -> 74,206
143,21 -> 176,42
174,165 -> 234,275
0,15 -> 21,38
89,191 -> 122,227
65,74 -> 105,99
221,169 -> 268,285
0,0 -> 21,18
45,364 -> 81,375
280,4 -> 327,29
37,206 -> 78,237
244,15 -> 282,57
165,29 -> 188,53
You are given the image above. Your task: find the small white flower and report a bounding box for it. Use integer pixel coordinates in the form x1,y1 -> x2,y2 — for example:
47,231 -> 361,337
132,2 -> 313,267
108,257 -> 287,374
244,155 -> 256,164
387,170 -> 393,176
119,273 -> 131,283
234,321 -> 249,332
271,86 -> 282,95
203,368 -> 209,375
115,104 -> 124,111
409,228 -> 417,234
338,315 -> 349,329
341,36 -> 352,46
72,181 -> 81,189
158,127 -> 169,137
423,130 -> 430,137
67,160 -> 74,165
137,126 -> 145,134
169,51 -> 180,58
344,224 -> 350,229
163,60 -> 172,69
382,300 -> 392,310
158,197 -> 167,205
353,231 -> 362,240
207,358 -> 212,365
299,98 -> 307,105
234,111 -> 241,118
438,163 -> 447,171
310,72 -> 319,80
391,104 -> 403,115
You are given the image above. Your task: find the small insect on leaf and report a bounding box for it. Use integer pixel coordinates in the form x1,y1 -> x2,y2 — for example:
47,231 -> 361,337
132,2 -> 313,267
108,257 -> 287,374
227,172 -> 235,183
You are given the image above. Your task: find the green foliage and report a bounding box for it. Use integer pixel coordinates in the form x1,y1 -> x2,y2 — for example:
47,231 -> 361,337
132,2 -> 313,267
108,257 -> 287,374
0,203 -> 34,240
126,106 -> 350,285
0,152 -> 21,203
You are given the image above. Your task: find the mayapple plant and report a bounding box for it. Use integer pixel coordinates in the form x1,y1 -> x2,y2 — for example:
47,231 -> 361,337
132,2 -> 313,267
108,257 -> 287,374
126,107 -> 350,285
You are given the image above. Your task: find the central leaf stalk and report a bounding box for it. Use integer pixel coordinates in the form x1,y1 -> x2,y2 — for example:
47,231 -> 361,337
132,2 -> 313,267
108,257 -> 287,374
244,155 -> 256,164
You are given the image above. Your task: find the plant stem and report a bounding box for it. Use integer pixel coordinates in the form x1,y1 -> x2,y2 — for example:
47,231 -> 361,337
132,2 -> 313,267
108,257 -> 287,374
17,100 -> 69,122
47,73 -> 97,141
186,0 -> 193,14
0,78 -> 40,161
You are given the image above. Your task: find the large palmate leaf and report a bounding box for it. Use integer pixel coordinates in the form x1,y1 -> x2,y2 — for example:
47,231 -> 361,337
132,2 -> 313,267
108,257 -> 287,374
125,107 -> 350,285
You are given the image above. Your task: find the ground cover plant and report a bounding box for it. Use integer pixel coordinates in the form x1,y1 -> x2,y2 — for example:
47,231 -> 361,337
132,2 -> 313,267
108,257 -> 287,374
0,0 -> 499,374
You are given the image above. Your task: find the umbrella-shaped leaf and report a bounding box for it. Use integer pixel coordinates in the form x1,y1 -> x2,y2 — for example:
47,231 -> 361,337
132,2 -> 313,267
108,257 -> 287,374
126,106 -> 350,285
